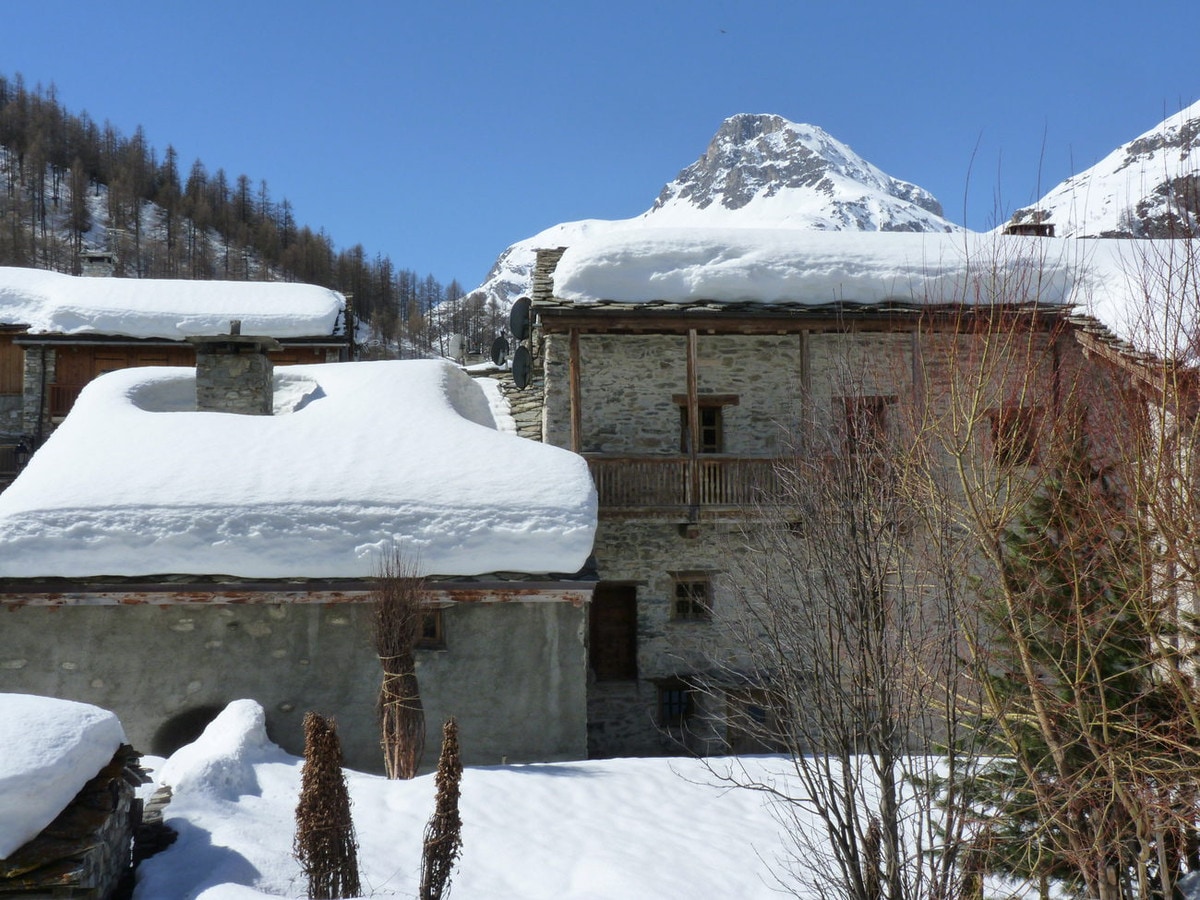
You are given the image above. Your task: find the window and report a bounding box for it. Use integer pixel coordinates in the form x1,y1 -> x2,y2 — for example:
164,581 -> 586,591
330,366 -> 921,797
671,573 -> 713,622
679,404 -> 722,453
990,406 -> 1039,467
657,682 -> 695,726
725,689 -> 784,754
840,395 -> 896,455
417,609 -> 445,650
674,394 -> 738,454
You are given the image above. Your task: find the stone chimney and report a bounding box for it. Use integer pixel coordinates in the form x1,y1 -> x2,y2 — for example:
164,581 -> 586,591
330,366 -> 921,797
187,321 -> 281,415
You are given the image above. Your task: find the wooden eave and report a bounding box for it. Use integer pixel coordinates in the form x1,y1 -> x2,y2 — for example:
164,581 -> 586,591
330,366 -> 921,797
0,570 -> 599,606
13,333 -> 346,348
534,298 -> 1071,336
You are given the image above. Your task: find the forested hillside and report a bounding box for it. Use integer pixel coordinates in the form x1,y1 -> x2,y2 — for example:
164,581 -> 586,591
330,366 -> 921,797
0,74 -> 499,356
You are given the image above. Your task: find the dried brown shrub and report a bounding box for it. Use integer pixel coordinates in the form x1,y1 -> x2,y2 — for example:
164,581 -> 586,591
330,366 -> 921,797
419,718 -> 464,900
294,712 -> 362,899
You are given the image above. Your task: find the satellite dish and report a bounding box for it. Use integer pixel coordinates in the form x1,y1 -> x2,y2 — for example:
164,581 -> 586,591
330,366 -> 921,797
490,335 -> 509,366
512,345 -> 531,390
509,296 -> 532,342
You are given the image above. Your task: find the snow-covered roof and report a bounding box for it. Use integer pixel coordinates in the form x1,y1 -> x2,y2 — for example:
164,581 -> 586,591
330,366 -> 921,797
0,267 -> 343,339
0,694 -> 126,859
548,228 -> 1200,357
0,360 -> 596,579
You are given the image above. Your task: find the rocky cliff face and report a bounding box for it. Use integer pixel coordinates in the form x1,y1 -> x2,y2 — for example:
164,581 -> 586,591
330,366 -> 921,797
1009,100 -> 1200,238
470,113 -> 956,308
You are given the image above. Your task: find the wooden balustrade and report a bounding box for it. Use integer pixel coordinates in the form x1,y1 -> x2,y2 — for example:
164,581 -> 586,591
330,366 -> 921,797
585,455 -> 784,518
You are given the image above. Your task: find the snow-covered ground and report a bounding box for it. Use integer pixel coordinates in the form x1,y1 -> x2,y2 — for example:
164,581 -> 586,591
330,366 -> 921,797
135,701 -> 803,899
0,694 -> 810,899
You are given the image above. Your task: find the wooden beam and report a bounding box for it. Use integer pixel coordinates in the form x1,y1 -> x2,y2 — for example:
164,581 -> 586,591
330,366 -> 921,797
569,328 -> 582,453
687,329 -> 699,521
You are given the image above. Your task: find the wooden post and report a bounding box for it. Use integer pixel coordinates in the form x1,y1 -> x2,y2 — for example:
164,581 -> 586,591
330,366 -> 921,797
569,328 -> 582,453
687,329 -> 699,520
799,330 -> 811,454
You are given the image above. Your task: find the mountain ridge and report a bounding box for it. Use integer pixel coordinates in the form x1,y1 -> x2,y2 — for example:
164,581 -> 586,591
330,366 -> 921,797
1008,100 -> 1200,238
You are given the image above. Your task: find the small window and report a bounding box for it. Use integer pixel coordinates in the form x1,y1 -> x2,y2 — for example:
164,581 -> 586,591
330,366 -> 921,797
840,395 -> 896,455
674,394 -> 738,454
671,573 -> 713,622
417,609 -> 445,650
658,683 -> 695,727
679,405 -> 723,453
991,407 -> 1039,467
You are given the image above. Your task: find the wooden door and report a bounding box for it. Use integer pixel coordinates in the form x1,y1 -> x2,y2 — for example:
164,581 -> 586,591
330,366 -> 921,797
589,584 -> 638,681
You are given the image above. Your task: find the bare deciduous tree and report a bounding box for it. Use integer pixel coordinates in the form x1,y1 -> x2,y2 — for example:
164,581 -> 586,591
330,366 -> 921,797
703,343 -> 981,900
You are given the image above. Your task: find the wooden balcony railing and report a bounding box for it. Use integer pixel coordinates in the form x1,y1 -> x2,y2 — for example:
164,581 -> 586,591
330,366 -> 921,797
585,455 -> 786,518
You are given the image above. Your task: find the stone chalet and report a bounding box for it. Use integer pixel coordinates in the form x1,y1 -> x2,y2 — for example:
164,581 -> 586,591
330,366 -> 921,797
0,267 -> 351,488
0,353 -> 598,773
522,228 -> 1166,758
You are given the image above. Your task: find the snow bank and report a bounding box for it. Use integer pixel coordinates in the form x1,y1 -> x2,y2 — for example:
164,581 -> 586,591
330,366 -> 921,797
0,266 -> 343,338
0,359 -> 597,579
136,699 -> 794,900
157,701 -> 284,801
0,694 -> 126,858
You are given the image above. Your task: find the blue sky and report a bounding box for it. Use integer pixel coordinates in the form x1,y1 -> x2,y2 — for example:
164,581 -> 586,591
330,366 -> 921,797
2,1 -> 1196,289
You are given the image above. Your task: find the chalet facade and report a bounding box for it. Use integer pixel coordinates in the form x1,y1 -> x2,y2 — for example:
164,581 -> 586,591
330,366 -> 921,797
528,232 -> 1138,758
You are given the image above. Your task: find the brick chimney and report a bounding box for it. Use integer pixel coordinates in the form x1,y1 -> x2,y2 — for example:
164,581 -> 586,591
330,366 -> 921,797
187,321 -> 281,415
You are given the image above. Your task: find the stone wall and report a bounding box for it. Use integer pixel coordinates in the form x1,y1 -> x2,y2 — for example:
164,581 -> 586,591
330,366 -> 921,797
586,518 -> 762,757
0,395 -> 21,438
194,345 -> 274,415
20,345 -> 53,438
0,596 -> 588,773
548,322 -> 1103,758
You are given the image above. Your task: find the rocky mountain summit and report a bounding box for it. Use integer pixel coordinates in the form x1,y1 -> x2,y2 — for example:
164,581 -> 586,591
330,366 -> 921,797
646,113 -> 954,231
470,113 -> 957,309
1008,100 -> 1200,238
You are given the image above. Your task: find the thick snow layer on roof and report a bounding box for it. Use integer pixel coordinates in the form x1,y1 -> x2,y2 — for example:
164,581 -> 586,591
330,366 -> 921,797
551,229 -> 1083,306
550,228 -> 1200,356
0,694 -> 126,859
0,266 -> 343,338
0,360 -> 596,579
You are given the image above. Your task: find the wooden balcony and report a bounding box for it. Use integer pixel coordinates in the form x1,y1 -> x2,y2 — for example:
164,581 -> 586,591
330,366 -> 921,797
585,454 -> 789,520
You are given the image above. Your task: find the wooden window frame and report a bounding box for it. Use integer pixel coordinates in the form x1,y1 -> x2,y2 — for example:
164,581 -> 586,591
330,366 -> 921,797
990,406 -> 1040,468
670,572 -> 714,622
839,395 -> 897,455
417,609 -> 446,650
657,681 -> 695,727
673,394 -> 739,455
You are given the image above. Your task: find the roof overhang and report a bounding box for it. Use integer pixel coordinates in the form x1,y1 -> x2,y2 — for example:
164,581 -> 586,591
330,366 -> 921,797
535,298 -> 1074,336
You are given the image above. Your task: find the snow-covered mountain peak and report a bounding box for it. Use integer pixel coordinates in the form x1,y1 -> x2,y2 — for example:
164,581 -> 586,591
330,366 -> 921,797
644,113 -> 953,231
1009,100 -> 1200,238
470,113 -> 956,309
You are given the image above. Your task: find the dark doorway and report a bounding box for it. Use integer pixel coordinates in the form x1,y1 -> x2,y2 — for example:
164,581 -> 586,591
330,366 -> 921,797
590,584 -> 638,681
